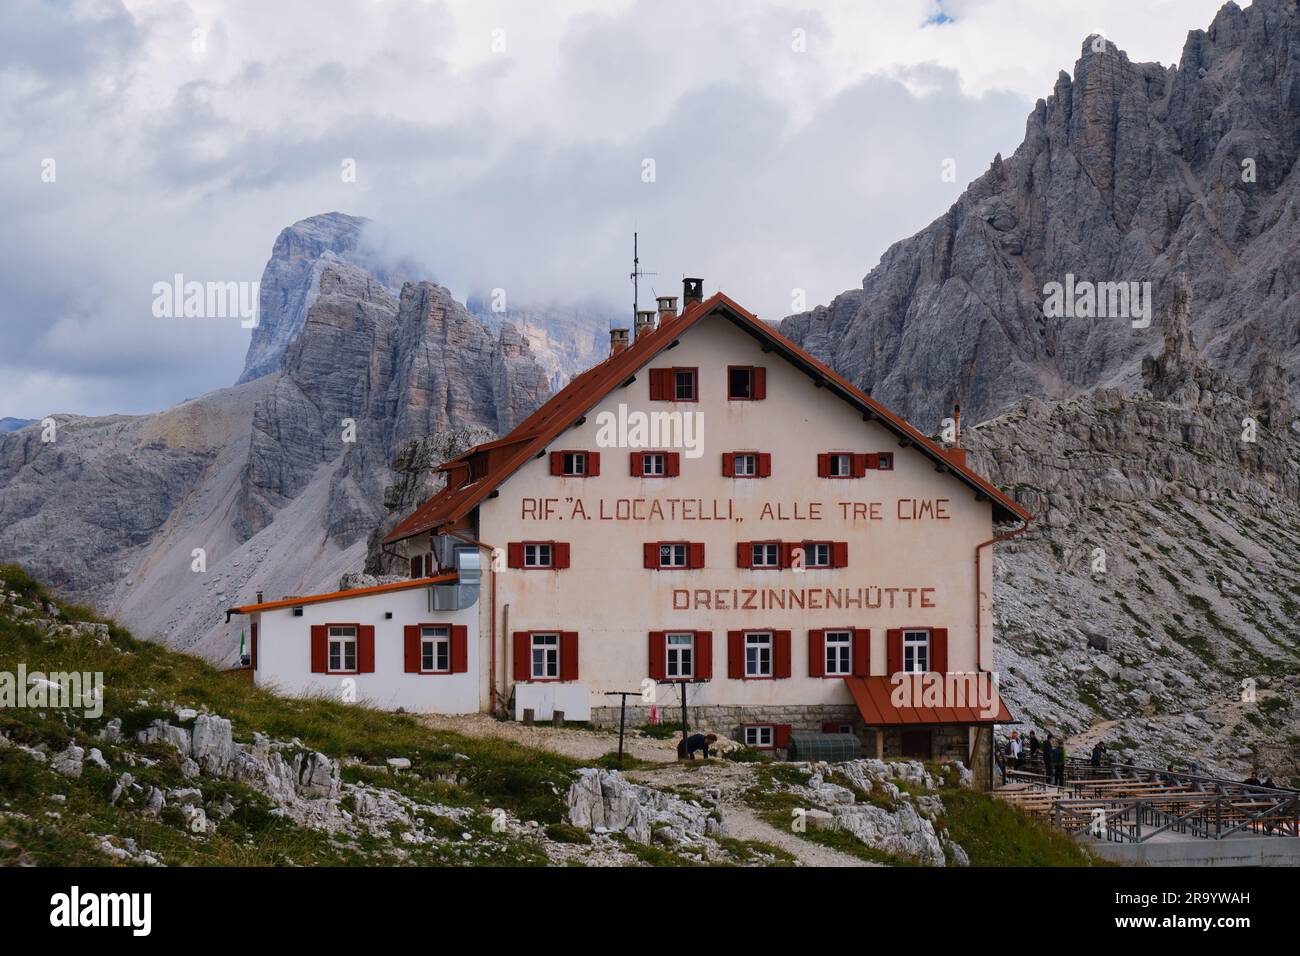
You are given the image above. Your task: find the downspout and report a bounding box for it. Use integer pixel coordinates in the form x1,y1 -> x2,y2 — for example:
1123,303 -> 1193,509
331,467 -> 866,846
974,515 -> 1032,672
443,528 -> 502,714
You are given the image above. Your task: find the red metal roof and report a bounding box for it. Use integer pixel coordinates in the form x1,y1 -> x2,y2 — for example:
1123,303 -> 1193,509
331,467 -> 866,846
384,292 -> 1031,544
227,574 -> 457,616
846,676 -> 1015,726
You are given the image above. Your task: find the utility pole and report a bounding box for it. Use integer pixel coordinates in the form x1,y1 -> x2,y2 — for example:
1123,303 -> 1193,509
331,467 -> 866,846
604,691 -> 642,769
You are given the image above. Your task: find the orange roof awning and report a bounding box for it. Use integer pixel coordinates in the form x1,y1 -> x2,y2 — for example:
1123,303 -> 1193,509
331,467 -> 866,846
846,675 -> 1015,726
225,573 -> 457,618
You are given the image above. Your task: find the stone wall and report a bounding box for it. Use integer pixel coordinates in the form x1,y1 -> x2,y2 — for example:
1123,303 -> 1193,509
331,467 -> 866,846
588,703 -> 860,739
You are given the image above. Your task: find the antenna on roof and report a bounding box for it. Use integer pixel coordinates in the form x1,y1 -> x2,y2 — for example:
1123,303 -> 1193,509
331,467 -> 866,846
630,231 -> 656,326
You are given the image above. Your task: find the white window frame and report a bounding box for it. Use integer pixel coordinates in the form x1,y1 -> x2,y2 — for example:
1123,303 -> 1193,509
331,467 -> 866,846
804,542 -> 832,568
561,452 -> 586,476
751,543 -> 780,568
733,453 -> 757,477
524,542 -> 553,568
642,452 -> 667,476
421,625 -> 451,674
658,543 -> 688,568
327,625 -> 357,674
903,629 -> 930,674
531,633 -> 560,680
744,725 -> 774,748
745,631 -> 773,678
825,630 -> 852,676
666,632 -> 695,679
828,453 -> 853,477
673,369 -> 697,401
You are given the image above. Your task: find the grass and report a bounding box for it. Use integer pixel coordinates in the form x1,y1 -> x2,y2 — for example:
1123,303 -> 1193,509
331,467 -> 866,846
0,564 -> 584,865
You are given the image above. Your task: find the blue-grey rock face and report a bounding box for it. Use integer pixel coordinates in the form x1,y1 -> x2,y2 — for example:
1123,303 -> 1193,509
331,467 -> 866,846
237,212 -> 417,384
781,0 -> 1300,432
0,418 -> 35,434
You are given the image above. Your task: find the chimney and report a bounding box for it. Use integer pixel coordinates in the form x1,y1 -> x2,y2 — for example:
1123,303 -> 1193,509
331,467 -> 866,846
609,327 -> 629,355
256,590 -> 264,604
656,295 -> 678,325
682,277 -> 703,308
634,309 -> 656,341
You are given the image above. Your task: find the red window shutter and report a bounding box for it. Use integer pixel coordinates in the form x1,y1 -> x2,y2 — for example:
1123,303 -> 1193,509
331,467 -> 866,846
780,542 -> 798,569
649,368 -> 666,400
930,628 -> 948,674
665,452 -> 680,477
410,555 -> 422,578
851,453 -> 869,477
310,625 -> 327,673
757,452 -> 772,477
648,631 -> 666,681
817,453 -> 831,477
513,631 -> 530,681
251,622 -> 258,670
644,542 -> 659,569
550,451 -> 564,475
357,625 -> 375,673
688,542 -> 705,569
587,451 -> 600,476
752,367 -> 766,399
774,630 -> 792,678
736,542 -> 752,569
832,541 -> 849,568
552,541 -> 571,569
507,542 -> 524,568
774,724 -> 792,749
853,628 -> 871,677
451,625 -> 469,673
887,628 -> 903,675
808,629 -> 825,678
866,453 -> 881,469
630,451 -> 643,477
695,631 -> 712,680
722,452 -> 735,477
404,624 -> 421,673
560,632 -> 579,681
727,630 -> 744,678
823,722 -> 843,734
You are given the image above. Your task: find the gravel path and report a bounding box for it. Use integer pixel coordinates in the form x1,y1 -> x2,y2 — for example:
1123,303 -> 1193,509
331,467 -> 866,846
721,804 -> 877,867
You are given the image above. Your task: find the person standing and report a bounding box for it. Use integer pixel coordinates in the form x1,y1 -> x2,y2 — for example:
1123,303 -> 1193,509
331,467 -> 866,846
1054,739 -> 1066,786
1028,730 -> 1040,760
1041,733 -> 1054,785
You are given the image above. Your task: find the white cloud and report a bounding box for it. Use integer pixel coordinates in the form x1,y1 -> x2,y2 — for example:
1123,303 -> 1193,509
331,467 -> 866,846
0,0 -> 1228,417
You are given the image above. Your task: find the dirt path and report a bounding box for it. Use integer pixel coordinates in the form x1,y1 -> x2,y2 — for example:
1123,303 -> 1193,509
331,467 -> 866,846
419,712 -> 682,763
722,804 -> 877,867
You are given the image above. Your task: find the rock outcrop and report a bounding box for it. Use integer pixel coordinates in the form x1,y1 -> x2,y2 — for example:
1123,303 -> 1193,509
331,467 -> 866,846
782,0 -> 1300,432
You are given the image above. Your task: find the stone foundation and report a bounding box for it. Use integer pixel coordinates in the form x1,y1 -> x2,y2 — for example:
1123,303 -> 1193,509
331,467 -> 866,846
588,703 -> 860,741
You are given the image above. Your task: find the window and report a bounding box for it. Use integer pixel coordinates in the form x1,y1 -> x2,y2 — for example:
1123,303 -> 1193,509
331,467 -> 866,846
803,542 -> 832,568
674,368 -> 697,401
659,543 -> 687,568
745,632 -> 772,677
421,625 -> 451,673
734,453 -> 757,477
531,633 -> 560,680
642,453 -> 666,476
825,630 -> 852,676
744,725 -> 774,748
877,453 -> 893,471
751,543 -> 780,568
327,626 -> 357,674
666,633 -> 694,678
524,543 -> 553,568
728,366 -> 753,399
562,452 -> 586,476
828,453 -> 852,477
410,553 -> 431,578
903,629 -> 930,674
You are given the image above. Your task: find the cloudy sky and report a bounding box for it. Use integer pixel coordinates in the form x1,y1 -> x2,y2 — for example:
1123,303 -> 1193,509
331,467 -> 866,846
1,0 -> 1228,419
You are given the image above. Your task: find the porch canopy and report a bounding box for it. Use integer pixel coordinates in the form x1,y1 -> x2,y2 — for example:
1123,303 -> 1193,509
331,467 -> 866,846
846,675 -> 1014,726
